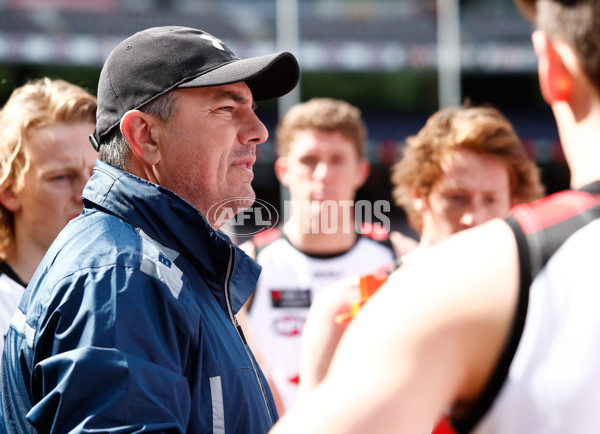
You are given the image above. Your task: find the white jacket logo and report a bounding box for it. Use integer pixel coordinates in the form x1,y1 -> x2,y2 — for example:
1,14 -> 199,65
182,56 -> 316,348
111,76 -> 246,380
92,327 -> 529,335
201,34 -> 225,51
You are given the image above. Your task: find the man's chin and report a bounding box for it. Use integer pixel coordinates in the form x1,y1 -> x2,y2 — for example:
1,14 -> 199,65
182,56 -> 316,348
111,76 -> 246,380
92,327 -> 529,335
233,196 -> 256,213
235,186 -> 256,211
204,192 -> 257,229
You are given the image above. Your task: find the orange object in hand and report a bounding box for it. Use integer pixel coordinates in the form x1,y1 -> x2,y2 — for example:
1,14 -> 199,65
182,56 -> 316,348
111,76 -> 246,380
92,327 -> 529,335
335,271 -> 390,323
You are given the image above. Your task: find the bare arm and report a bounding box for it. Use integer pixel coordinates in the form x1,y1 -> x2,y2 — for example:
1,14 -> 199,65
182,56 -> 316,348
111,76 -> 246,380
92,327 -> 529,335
271,218 -> 520,433
297,276 -> 361,397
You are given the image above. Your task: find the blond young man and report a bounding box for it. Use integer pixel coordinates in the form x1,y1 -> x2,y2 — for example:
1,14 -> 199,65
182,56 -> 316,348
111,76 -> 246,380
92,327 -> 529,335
0,78 -> 97,346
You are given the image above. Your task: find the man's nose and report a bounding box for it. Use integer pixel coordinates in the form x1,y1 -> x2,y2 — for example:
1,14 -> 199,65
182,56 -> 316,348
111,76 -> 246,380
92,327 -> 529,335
241,111 -> 269,146
313,161 -> 331,180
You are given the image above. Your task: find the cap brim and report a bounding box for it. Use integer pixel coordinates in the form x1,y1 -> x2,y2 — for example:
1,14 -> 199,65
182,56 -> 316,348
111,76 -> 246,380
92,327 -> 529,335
178,51 -> 299,101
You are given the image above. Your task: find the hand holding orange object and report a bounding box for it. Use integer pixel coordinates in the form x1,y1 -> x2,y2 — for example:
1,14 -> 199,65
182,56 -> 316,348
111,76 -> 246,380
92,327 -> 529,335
335,265 -> 398,324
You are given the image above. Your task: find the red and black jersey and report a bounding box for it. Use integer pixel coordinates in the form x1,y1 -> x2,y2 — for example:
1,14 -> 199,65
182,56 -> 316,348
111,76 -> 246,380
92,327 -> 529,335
452,181 -> 600,433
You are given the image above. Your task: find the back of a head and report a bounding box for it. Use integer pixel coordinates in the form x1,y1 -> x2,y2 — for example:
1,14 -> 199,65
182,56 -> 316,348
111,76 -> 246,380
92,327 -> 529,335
275,97 -> 367,158
515,0 -> 600,95
0,78 -> 97,260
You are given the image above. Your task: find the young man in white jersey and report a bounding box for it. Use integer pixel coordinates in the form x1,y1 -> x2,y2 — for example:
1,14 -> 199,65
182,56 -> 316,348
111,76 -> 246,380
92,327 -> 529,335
241,97 -> 416,413
270,0 -> 600,432
0,78 -> 97,347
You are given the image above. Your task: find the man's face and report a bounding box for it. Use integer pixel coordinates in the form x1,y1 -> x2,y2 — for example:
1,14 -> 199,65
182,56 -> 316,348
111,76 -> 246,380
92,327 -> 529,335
153,83 -> 268,228
14,121 -> 97,252
419,149 -> 512,245
278,129 -> 368,204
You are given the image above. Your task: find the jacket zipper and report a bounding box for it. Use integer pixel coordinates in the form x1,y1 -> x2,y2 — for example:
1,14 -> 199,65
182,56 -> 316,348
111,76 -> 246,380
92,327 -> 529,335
224,244 -> 274,424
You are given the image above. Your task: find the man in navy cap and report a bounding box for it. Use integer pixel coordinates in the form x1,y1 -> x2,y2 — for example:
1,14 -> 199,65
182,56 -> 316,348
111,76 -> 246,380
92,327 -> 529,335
1,26 -> 299,433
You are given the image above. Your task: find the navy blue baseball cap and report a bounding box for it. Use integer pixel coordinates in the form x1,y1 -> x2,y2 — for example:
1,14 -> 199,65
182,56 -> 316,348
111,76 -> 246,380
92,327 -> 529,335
90,26 -> 300,150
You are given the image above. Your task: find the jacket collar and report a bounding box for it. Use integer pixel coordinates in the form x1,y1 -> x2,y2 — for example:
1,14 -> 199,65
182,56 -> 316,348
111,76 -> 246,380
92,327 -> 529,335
82,160 -> 260,313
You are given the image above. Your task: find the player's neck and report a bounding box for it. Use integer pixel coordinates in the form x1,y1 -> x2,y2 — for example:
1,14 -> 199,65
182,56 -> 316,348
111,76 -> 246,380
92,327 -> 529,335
9,231 -> 46,284
554,100 -> 600,189
283,218 -> 358,256
5,254 -> 38,285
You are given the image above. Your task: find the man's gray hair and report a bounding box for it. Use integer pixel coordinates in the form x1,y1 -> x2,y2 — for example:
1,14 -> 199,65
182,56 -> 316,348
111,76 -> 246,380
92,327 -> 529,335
99,90 -> 179,170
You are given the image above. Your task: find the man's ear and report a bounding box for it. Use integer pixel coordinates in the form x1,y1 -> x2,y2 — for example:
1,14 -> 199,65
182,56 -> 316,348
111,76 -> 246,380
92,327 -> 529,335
532,30 -> 573,103
410,187 -> 427,212
120,110 -> 161,166
354,158 -> 370,189
274,157 -> 289,185
0,188 -> 20,213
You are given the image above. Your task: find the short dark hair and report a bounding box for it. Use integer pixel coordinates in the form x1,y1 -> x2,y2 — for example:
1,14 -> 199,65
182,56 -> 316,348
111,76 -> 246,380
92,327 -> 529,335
515,0 -> 600,95
99,91 -> 179,171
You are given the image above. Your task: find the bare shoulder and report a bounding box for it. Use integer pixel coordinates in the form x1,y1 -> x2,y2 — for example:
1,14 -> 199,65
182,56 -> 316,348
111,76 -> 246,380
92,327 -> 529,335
273,219 -> 521,433
341,218 -> 521,417
370,218 -> 521,382
392,217 -> 520,305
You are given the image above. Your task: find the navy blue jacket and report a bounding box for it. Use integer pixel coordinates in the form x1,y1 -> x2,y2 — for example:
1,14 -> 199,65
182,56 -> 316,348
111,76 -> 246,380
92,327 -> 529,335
1,161 -> 276,433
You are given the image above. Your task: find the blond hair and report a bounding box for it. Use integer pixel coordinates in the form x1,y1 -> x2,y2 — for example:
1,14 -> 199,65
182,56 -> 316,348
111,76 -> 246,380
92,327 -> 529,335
0,78 -> 97,260
275,97 -> 367,158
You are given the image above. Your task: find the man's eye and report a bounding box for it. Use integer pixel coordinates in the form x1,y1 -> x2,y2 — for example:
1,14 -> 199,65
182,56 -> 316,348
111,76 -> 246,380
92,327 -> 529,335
331,156 -> 347,165
300,157 -> 318,166
447,194 -> 467,204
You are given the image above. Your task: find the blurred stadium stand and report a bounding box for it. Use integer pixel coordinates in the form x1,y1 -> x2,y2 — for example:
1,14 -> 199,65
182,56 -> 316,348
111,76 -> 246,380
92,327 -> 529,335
0,0 -> 568,202
0,0 -> 534,68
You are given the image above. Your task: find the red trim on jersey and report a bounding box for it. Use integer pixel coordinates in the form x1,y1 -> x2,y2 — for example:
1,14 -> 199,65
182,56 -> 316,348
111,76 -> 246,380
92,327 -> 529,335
432,416 -> 456,434
252,227 -> 281,247
360,222 -> 390,241
511,190 -> 599,235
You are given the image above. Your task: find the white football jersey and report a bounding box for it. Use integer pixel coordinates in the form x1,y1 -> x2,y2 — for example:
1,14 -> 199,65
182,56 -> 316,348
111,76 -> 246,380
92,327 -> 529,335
0,265 -> 25,348
246,233 -> 395,411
